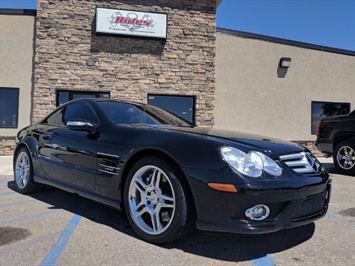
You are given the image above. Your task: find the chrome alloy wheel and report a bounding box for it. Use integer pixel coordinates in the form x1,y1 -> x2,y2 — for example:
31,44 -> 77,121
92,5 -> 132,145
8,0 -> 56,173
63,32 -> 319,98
336,145 -> 355,170
15,151 -> 31,189
128,165 -> 176,235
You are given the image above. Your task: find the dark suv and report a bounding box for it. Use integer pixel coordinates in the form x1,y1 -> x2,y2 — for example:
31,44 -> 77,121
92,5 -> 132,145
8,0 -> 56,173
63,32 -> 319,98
316,110 -> 355,175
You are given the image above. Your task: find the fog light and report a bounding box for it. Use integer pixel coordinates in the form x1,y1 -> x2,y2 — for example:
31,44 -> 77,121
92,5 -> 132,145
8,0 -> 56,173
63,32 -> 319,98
245,204 -> 270,220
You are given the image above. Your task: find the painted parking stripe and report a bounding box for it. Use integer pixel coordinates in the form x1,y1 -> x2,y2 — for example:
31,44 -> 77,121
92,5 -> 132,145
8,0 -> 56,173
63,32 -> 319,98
40,214 -> 82,266
0,199 -> 37,208
326,213 -> 336,218
251,254 -> 277,266
0,191 -> 16,196
0,209 -> 61,226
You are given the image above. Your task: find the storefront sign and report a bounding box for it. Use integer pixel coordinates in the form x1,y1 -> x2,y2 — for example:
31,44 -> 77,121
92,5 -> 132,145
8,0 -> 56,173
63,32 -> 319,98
95,7 -> 167,39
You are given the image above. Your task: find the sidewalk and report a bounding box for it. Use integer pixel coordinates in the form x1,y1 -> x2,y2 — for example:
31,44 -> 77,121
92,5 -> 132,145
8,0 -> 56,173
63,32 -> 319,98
0,156 -> 13,176
1,155 -> 333,176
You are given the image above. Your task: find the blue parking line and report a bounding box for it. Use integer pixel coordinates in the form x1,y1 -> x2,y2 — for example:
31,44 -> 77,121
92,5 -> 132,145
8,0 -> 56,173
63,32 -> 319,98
40,214 -> 82,266
0,199 -> 37,208
251,254 -> 277,266
326,213 -> 336,218
0,191 -> 16,196
0,209 -> 61,226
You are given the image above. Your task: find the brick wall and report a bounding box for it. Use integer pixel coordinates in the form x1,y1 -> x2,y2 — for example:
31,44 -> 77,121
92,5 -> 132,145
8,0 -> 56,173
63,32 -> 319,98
0,137 -> 16,156
33,0 -> 216,126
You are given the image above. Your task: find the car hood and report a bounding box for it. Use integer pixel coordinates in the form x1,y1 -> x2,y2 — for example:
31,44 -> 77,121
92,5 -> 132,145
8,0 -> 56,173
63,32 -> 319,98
150,126 -> 305,157
320,113 -> 350,122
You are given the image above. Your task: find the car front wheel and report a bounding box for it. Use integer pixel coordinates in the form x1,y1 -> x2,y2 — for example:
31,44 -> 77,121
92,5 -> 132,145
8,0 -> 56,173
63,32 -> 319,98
124,157 -> 194,244
333,141 -> 355,175
14,147 -> 43,194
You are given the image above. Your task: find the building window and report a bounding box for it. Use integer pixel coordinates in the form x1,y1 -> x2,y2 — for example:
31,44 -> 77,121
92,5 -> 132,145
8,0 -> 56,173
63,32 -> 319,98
148,94 -> 195,124
311,101 -> 351,134
56,90 -> 110,106
0,88 -> 19,128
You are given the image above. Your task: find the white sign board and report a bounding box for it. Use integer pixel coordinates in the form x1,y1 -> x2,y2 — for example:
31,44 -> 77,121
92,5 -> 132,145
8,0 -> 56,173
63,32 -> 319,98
96,7 -> 167,39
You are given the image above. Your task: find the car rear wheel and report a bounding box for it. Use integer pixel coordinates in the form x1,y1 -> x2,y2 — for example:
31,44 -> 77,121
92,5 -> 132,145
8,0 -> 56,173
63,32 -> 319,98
333,141 -> 355,175
14,147 -> 43,194
124,157 -> 194,244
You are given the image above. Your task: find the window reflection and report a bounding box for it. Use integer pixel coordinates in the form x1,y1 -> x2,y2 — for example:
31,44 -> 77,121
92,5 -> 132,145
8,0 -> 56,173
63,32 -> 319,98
311,101 -> 350,134
57,90 -> 110,106
0,88 -> 19,128
147,94 -> 195,124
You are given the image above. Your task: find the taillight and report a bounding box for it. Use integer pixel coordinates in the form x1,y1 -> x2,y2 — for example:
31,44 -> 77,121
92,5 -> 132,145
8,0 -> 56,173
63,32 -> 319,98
316,122 -> 321,138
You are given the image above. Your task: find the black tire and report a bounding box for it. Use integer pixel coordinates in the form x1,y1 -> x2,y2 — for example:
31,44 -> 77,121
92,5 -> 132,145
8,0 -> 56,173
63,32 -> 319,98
333,141 -> 355,175
14,147 -> 43,194
124,156 -> 195,244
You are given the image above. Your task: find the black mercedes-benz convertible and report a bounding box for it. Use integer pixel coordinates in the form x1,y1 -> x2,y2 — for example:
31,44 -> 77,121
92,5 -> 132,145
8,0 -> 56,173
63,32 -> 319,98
14,98 -> 331,243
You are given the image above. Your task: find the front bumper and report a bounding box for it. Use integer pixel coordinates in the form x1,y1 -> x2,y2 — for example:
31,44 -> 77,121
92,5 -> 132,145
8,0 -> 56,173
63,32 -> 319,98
185,167 -> 331,234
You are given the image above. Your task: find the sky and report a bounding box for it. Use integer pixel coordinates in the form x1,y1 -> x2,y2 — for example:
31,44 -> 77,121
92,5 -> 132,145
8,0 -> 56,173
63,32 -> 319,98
0,0 -> 354,51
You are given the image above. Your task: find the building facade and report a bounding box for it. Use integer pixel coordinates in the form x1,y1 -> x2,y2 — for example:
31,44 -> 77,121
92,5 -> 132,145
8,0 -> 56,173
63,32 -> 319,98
1,1 -> 354,156
33,0 -> 217,125
0,10 -> 36,155
215,29 -> 355,145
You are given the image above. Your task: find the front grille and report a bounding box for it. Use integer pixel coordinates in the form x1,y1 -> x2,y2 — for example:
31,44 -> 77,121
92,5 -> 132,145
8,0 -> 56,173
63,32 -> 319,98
292,193 -> 326,219
280,152 -> 321,175
266,202 -> 290,219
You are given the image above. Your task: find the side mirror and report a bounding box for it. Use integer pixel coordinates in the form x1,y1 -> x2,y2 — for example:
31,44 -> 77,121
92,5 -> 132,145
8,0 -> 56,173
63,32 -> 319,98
66,120 -> 97,134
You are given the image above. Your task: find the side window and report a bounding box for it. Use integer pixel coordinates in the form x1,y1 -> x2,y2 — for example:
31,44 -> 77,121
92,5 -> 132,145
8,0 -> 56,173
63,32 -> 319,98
42,108 -> 65,126
99,102 -> 157,125
106,103 -> 139,124
63,103 -> 97,124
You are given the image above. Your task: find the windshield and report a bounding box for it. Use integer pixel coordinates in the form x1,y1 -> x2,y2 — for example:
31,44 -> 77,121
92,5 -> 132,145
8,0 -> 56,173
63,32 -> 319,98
97,101 -> 193,127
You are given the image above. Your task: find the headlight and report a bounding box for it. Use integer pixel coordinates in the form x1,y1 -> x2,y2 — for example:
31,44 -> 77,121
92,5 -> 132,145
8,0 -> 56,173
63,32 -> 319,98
220,146 -> 282,178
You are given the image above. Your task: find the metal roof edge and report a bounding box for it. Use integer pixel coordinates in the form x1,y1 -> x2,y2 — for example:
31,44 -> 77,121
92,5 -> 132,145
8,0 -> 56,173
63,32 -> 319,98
217,27 -> 355,57
0,8 -> 36,16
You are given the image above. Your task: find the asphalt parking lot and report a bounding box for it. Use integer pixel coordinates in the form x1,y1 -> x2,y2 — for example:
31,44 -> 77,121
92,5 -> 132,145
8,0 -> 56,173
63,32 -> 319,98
1,155 -> 354,266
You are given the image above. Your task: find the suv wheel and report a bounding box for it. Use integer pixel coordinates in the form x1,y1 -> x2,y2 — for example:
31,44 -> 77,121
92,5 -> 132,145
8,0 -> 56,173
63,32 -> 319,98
333,141 -> 355,175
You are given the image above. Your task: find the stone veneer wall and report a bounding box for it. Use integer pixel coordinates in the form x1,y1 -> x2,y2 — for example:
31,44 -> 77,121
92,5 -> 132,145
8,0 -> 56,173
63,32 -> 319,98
0,137 -> 16,156
33,0 -> 216,126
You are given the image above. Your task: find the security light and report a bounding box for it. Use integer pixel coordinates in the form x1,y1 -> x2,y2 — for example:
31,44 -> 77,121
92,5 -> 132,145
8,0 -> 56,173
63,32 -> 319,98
280,57 -> 291,68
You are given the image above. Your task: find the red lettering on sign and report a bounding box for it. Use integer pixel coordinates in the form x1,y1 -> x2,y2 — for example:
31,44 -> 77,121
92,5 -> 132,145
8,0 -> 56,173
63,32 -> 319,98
115,16 -> 151,26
